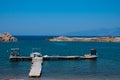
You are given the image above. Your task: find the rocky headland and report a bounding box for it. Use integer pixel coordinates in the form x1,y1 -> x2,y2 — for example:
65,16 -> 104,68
0,32 -> 17,42
49,36 -> 120,42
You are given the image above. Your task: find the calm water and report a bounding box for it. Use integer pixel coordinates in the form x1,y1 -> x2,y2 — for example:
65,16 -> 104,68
0,36 -> 120,80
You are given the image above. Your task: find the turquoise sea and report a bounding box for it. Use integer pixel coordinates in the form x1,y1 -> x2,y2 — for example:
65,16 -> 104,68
0,36 -> 120,80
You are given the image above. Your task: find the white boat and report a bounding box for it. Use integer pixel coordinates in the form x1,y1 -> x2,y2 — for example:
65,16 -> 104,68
30,48 -> 42,58
30,52 -> 42,58
83,48 -> 97,59
83,54 -> 97,59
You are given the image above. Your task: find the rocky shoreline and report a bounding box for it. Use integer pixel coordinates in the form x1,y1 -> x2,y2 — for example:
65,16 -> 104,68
0,32 -> 17,42
49,36 -> 120,42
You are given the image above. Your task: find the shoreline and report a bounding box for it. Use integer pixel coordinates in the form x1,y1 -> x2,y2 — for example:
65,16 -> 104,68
49,36 -> 120,42
1,77 -> 120,80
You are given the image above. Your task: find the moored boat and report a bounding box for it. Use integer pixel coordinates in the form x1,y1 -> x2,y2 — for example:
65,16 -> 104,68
82,48 -> 97,59
30,48 -> 42,58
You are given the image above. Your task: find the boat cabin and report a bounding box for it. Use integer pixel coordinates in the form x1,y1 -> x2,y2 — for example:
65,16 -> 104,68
90,48 -> 97,55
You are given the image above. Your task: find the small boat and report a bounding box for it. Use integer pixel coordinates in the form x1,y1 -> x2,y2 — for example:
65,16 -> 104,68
30,52 -> 42,58
9,48 -> 20,58
83,48 -> 97,59
9,48 -> 22,61
30,48 -> 42,58
83,54 -> 97,59
9,48 -> 32,61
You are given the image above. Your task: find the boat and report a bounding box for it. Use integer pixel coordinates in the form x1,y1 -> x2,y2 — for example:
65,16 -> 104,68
9,48 -> 21,61
30,48 -> 42,58
82,48 -> 97,59
9,48 -> 32,61
9,48 -> 20,58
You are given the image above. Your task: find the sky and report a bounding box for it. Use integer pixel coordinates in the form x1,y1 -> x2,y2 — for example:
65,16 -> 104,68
0,0 -> 120,35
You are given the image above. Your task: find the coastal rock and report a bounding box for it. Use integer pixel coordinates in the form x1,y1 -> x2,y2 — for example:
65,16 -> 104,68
49,36 -> 120,42
0,32 -> 17,42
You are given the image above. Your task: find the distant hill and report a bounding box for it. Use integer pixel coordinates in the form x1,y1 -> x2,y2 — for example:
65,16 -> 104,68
65,27 -> 120,36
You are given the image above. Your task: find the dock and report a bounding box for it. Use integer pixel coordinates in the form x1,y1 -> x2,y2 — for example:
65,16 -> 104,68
29,57 -> 43,77
10,56 -> 32,61
9,48 -> 97,78
10,55 -> 97,61
42,48 -> 97,60
10,48 -> 97,61
43,55 -> 97,60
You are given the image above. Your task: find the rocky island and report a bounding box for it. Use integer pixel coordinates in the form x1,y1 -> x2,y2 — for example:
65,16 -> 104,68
0,32 -> 17,42
49,36 -> 120,42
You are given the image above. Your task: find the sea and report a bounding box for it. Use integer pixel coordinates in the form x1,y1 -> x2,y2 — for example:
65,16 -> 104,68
0,36 -> 120,80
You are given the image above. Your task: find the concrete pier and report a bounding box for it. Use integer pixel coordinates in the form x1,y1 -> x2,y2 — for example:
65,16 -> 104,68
10,55 -> 97,61
10,56 -> 32,61
29,57 -> 43,77
43,55 -> 97,60
10,48 -> 97,61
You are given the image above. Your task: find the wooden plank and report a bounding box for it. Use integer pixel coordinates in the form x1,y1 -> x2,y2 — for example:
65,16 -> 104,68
29,57 -> 43,77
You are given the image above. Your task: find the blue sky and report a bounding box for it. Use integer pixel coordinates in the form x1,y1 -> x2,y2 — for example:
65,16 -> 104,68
0,0 -> 120,35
